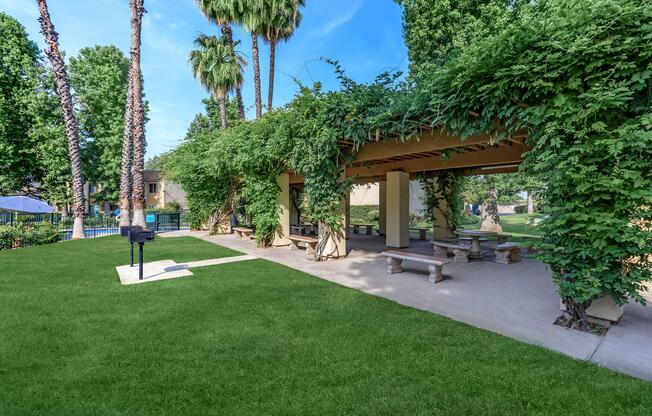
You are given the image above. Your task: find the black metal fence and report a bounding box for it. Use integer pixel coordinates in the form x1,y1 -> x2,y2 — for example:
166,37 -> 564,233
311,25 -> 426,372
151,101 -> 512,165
0,210 -> 189,249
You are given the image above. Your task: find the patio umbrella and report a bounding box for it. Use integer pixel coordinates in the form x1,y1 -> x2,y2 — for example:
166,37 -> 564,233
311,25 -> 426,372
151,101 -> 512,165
0,196 -> 55,214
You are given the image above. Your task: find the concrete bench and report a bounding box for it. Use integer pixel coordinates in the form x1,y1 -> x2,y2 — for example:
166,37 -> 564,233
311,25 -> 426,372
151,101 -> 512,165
431,240 -> 472,263
381,250 -> 452,283
352,224 -> 374,235
496,234 -> 512,244
494,243 -> 521,264
410,227 -> 429,240
233,227 -> 254,240
287,235 -> 319,259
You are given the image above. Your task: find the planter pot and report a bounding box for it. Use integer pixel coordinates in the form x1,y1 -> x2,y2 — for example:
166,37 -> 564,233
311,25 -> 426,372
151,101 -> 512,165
560,295 -> 623,324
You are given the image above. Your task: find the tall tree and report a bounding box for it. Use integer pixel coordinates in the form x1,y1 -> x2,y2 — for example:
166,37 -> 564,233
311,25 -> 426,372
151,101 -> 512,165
36,0 -> 86,239
129,0 -> 147,227
119,67 -> 134,226
69,46 -> 130,204
0,13 -> 42,194
194,1 -> 246,118
189,34 -> 245,129
258,0 -> 304,112
194,0 -> 263,119
394,0 -> 517,77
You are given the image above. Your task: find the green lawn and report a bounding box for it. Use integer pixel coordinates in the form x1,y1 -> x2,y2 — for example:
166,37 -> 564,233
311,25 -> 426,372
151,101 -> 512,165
463,213 -> 542,245
1,236 -> 651,415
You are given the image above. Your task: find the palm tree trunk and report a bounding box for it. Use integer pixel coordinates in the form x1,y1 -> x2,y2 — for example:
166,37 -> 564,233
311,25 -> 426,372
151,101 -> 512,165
251,32 -> 262,119
267,39 -> 276,113
119,67 -> 134,227
216,92 -> 227,129
220,23 -> 245,119
129,0 -> 147,228
36,0 -> 85,239
527,192 -> 534,214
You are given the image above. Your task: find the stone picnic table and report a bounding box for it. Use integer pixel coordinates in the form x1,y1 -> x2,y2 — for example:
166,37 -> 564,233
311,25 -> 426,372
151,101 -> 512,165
455,229 -> 497,258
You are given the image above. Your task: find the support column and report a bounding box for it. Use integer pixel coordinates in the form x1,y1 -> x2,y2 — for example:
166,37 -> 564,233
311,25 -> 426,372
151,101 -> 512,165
386,171 -> 409,248
344,192 -> 351,239
378,181 -> 387,236
273,173 -> 291,246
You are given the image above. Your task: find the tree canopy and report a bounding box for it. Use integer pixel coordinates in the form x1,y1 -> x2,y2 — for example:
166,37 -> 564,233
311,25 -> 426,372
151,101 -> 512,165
69,45 -> 131,203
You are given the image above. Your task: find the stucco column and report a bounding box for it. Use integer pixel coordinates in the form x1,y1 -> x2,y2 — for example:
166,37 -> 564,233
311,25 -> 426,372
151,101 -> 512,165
386,171 -> 409,248
272,173 -> 291,246
378,181 -> 387,236
344,192 -> 351,239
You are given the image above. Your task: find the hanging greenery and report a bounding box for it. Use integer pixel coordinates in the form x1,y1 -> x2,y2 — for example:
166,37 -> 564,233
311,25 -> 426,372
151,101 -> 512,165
168,0 -> 651,326
419,170 -> 465,235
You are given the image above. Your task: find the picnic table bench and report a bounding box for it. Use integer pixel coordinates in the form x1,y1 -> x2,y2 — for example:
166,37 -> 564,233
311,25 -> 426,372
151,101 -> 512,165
287,235 -> 319,259
493,243 -> 521,264
431,240 -> 472,263
352,224 -> 374,235
381,250 -> 452,283
496,234 -> 512,244
233,227 -> 254,240
409,227 -> 429,240
290,224 -> 316,236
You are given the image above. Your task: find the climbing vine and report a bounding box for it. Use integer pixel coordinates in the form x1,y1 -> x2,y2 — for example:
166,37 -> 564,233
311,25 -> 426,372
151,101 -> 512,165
419,170 -> 464,236
168,0 -> 652,325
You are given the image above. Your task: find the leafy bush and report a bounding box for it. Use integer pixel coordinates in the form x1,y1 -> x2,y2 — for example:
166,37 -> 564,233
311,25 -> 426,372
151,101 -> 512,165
349,205 -> 379,225
514,205 -> 528,214
0,222 -> 61,250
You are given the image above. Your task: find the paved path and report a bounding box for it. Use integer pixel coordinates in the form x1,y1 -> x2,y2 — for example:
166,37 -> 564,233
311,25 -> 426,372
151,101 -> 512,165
116,254 -> 257,285
161,230 -> 652,382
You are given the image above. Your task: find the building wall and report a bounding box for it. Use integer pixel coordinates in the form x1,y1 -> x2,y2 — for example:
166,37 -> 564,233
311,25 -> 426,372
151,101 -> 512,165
162,180 -> 188,210
350,181 -> 426,216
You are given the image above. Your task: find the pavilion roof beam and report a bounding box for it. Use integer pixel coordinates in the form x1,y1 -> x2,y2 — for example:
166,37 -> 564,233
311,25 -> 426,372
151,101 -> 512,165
346,142 -> 527,179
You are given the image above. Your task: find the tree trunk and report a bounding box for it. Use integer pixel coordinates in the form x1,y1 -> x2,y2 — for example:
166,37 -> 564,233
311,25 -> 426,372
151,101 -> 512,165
129,0 -> 147,228
119,67 -> 134,227
563,298 -> 593,331
36,0 -> 85,239
480,187 -> 502,233
527,192 -> 534,214
267,39 -> 276,113
251,32 -> 262,119
216,92 -> 227,129
221,23 -> 245,119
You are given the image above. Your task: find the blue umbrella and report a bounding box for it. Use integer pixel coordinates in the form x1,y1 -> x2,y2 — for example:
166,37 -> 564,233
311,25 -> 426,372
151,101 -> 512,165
0,196 -> 55,214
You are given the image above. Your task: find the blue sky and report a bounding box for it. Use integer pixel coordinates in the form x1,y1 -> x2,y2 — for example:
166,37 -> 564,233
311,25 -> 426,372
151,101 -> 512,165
0,0 -> 408,158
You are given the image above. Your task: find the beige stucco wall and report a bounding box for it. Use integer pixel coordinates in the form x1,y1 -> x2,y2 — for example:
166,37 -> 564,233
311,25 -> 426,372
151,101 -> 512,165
350,181 -> 426,216
162,180 -> 188,210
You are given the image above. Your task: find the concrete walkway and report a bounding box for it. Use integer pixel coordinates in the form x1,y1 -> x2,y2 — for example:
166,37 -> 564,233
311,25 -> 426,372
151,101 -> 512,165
161,230 -> 652,382
116,255 -> 257,285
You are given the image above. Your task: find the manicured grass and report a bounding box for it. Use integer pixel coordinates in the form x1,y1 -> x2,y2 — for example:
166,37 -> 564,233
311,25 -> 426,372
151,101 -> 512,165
461,213 -> 541,245
1,236 -> 651,415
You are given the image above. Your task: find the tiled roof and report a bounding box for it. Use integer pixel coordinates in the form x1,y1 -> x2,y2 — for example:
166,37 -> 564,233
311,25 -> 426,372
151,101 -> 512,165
143,170 -> 161,183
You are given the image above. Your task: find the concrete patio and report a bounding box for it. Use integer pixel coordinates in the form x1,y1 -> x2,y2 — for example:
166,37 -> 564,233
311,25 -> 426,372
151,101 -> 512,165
161,230 -> 652,382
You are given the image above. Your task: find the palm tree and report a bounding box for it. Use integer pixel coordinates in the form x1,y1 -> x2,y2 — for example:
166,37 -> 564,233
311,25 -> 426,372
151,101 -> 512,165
194,0 -> 263,119
194,0 -> 248,119
129,0 -> 147,228
36,0 -> 85,239
119,67 -> 134,227
259,0 -> 304,112
189,34 -> 246,129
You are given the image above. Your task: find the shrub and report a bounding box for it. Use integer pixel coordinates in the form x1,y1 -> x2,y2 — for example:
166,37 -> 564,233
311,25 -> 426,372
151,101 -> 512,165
0,222 -> 61,250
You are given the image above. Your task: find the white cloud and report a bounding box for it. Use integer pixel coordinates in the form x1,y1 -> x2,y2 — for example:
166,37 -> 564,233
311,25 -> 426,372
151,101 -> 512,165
0,0 -> 39,18
310,0 -> 364,37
